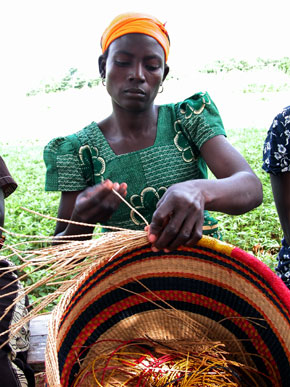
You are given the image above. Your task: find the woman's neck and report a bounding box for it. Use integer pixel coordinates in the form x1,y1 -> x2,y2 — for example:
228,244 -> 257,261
98,105 -> 159,155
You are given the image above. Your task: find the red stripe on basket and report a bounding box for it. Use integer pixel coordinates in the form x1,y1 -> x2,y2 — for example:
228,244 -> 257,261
194,245 -> 290,322
59,245 -> 238,327
232,246 -> 290,316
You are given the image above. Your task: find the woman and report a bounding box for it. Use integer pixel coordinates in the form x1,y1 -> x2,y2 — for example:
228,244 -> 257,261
263,106 -> 290,289
44,12 -> 262,251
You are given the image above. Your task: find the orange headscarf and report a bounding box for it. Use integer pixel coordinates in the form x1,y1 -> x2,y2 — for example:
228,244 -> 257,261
101,12 -> 170,62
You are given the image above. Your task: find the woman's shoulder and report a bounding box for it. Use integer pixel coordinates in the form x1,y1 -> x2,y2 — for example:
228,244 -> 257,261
161,91 -> 221,121
162,91 -> 213,109
263,106 -> 290,174
44,122 -> 99,154
271,106 -> 290,131
159,91 -> 225,152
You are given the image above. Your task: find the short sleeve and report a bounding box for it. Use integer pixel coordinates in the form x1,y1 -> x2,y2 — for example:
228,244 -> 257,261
175,92 -> 226,155
44,136 -> 88,191
262,106 -> 290,175
0,156 -> 17,198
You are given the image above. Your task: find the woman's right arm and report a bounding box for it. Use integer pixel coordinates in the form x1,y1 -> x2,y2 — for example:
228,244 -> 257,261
54,180 -> 127,242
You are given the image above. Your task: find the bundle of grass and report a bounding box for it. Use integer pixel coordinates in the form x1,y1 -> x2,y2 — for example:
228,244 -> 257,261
72,335 -> 269,386
0,225 -> 148,344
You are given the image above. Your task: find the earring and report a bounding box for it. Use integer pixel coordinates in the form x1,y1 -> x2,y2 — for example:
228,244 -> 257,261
102,78 -> 106,87
158,83 -> 163,93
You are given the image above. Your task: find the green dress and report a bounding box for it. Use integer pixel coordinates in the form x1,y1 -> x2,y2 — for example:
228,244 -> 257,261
44,92 -> 226,236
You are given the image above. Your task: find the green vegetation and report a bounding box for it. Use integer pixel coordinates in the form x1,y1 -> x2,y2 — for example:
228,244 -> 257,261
1,140 -> 60,243
26,67 -> 101,96
242,83 -> 290,93
216,127 -> 281,270
199,56 -> 290,74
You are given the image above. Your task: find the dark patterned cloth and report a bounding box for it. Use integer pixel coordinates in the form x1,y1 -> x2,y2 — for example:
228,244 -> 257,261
0,156 -> 18,198
0,257 -> 35,387
262,106 -> 290,175
275,238 -> 290,289
0,157 -> 35,386
263,106 -> 290,289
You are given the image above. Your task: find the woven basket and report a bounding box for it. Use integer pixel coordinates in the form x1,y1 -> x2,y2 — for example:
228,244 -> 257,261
45,235 -> 290,386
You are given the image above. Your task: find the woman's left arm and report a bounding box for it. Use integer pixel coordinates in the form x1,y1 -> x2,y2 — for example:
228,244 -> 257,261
148,135 -> 263,250
199,135 -> 263,214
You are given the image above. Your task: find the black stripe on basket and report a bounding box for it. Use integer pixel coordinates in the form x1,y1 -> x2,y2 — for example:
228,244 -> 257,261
60,246 -> 290,329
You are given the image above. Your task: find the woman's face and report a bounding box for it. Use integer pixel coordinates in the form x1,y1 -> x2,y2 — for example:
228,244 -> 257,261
101,33 -> 168,112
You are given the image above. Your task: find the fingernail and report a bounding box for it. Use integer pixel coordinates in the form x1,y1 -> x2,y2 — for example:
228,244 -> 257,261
164,249 -> 170,253
152,246 -> 159,252
105,180 -> 113,188
148,234 -> 157,243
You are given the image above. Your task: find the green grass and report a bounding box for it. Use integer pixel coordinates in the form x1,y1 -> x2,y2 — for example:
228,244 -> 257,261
0,127 -> 281,305
243,83 -> 290,93
1,140 -> 60,246
216,126 -> 281,270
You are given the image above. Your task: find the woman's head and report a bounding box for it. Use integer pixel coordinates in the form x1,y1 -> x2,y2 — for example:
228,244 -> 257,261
99,13 -> 170,112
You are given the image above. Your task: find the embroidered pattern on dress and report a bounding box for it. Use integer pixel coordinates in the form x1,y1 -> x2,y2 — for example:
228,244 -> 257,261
173,120 -> 194,162
179,92 -> 211,117
79,145 -> 106,183
130,187 -> 167,226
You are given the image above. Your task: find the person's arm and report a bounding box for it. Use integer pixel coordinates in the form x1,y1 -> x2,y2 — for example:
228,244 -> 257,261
0,188 -> 4,237
0,156 -> 17,239
270,172 -> 290,245
148,135 -> 263,250
53,180 -> 127,242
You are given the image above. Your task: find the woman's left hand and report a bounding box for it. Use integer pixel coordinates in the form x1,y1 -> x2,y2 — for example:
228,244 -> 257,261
148,181 -> 205,251
147,135 -> 263,251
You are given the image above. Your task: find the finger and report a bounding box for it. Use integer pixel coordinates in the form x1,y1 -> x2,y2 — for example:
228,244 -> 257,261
113,182 -> 120,191
95,189 -> 126,221
165,215 -> 196,251
77,181 -> 113,208
155,188 -> 168,208
118,182 -> 127,197
185,214 -> 204,247
148,213 -> 170,245
149,198 -> 175,235
152,211 -> 186,251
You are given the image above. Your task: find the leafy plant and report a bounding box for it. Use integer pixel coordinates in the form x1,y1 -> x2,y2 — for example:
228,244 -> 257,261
26,68 -> 101,96
200,57 -> 290,75
243,83 -> 290,93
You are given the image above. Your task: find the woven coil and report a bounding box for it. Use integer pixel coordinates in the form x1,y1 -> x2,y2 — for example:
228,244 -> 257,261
45,235 -> 290,386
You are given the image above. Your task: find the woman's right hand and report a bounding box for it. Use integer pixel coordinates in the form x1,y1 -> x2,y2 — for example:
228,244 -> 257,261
54,180 -> 127,240
72,180 -> 127,224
